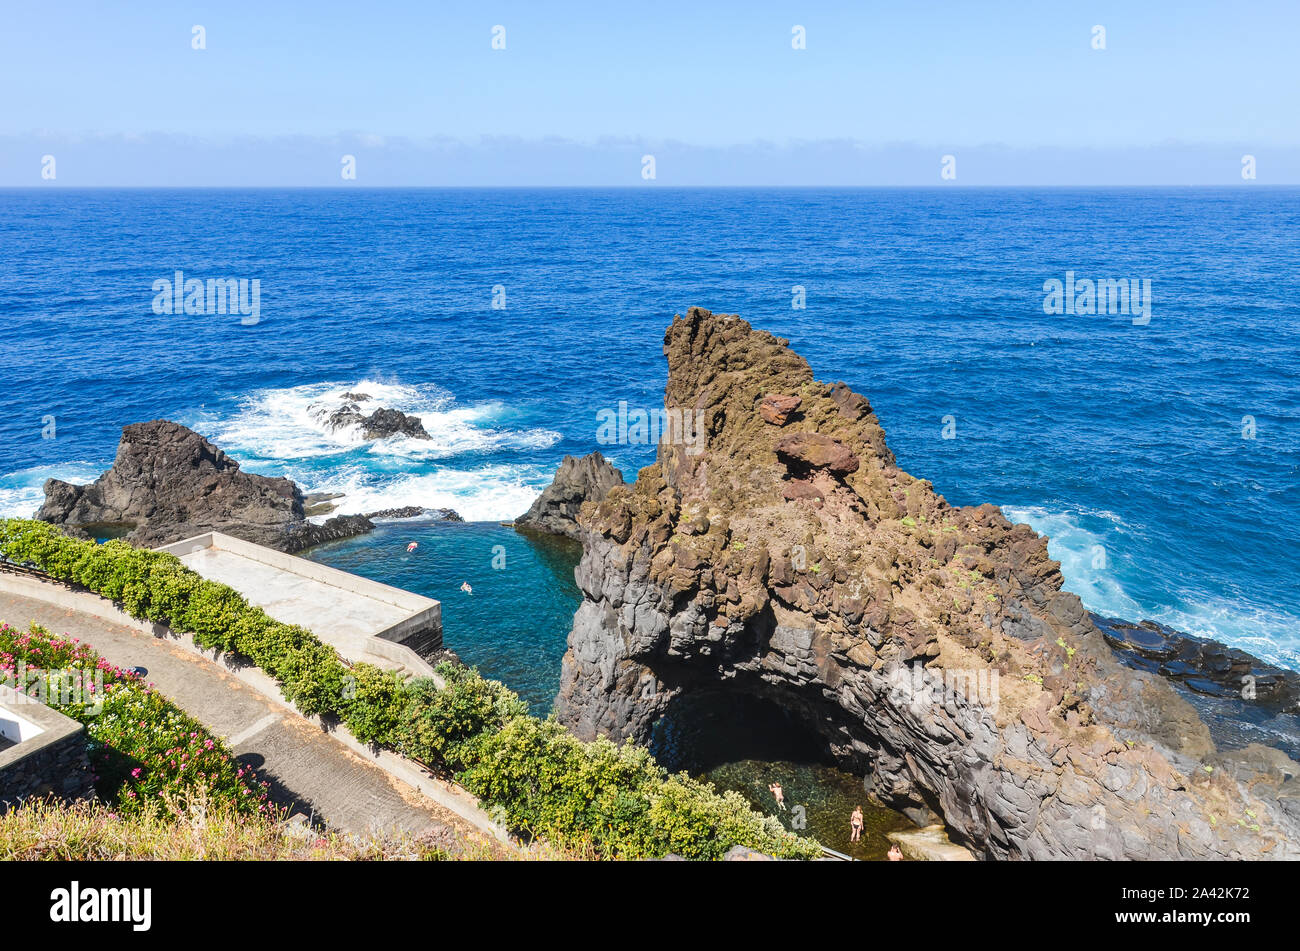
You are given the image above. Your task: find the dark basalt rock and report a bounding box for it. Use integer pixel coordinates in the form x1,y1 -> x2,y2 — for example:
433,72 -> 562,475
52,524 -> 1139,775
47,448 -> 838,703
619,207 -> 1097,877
1097,615 -> 1300,715
365,506 -> 464,522
37,420 -> 372,554
308,398 -> 430,441
515,452 -> 624,540
553,307 -> 1300,860
359,407 -> 430,441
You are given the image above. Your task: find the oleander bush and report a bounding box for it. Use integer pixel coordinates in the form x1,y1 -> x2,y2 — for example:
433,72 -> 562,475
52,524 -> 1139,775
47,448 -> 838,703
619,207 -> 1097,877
0,621 -> 269,817
0,518 -> 822,859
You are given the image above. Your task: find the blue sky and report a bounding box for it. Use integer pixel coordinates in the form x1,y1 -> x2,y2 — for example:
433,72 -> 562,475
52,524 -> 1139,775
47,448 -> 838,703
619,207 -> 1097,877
3,0 -> 1297,184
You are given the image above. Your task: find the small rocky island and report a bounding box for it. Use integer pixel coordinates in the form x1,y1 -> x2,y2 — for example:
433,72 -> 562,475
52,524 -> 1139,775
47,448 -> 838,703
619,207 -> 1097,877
36,420 -> 456,553
552,307 -> 1300,860
307,392 -> 431,440
514,451 -> 624,539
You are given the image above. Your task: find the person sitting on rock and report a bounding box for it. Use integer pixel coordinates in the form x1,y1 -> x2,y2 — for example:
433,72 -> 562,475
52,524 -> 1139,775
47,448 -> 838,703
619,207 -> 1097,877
887,844 -> 903,861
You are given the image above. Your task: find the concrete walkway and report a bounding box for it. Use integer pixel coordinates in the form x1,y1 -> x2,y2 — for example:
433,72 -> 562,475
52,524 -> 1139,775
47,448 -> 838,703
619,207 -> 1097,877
0,589 -> 503,854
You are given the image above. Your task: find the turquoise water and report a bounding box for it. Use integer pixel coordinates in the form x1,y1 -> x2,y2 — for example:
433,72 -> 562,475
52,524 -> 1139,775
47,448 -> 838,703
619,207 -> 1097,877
306,518 -> 580,712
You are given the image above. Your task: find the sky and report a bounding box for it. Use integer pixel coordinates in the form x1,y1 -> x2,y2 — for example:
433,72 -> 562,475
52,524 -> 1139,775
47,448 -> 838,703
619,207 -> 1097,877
2,0 -> 1297,185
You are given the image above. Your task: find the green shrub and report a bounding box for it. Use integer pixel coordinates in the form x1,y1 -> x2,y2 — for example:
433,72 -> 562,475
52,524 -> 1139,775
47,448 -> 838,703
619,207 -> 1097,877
397,663 -> 528,769
416,665 -> 822,860
342,663 -> 409,744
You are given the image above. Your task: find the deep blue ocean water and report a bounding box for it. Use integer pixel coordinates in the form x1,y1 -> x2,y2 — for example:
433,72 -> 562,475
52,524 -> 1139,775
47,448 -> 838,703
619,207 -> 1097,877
2,188 -> 1298,701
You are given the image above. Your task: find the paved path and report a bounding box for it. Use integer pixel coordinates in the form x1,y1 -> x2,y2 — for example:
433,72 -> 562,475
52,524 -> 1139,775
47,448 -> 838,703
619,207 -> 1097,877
0,589 -> 502,854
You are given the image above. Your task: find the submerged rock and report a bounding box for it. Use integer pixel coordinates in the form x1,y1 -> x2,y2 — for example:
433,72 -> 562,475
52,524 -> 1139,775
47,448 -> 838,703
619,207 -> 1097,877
553,306 -> 1300,860
38,420 -> 372,553
515,452 -> 624,540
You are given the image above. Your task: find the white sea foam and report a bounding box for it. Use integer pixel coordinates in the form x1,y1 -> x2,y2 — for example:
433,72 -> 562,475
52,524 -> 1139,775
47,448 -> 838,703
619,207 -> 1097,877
1003,503 -> 1300,668
203,380 -> 561,463
2,382 -> 557,525
194,380 -> 559,522
0,463 -> 101,518
294,463 -> 549,524
1001,504 -> 1146,619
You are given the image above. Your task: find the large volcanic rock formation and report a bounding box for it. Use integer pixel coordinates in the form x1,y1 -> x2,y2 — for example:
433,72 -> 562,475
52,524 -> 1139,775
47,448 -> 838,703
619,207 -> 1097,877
554,307 -> 1300,860
515,452 -> 624,539
38,420 -> 372,553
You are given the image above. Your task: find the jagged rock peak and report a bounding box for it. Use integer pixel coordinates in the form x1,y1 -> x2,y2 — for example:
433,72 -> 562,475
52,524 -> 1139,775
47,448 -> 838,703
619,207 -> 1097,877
556,307 -> 1300,860
515,451 -> 624,540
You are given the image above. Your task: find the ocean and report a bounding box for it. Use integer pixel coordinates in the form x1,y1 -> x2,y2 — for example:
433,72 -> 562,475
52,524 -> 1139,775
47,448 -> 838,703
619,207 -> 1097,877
3,187 -> 1299,710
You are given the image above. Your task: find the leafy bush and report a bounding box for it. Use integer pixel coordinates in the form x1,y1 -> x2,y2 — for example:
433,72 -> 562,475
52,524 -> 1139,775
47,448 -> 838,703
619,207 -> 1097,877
397,663 -> 528,769
342,663 -> 409,744
408,665 -> 822,860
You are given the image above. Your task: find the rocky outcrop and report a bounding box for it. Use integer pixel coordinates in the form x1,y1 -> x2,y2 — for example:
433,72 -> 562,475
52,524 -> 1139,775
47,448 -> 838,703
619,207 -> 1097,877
1097,615 -> 1300,713
759,394 -> 802,426
308,396 -> 430,440
38,420 -> 372,553
365,506 -> 464,522
886,825 -> 976,861
554,307 -> 1300,860
359,407 -> 430,441
515,452 -> 624,539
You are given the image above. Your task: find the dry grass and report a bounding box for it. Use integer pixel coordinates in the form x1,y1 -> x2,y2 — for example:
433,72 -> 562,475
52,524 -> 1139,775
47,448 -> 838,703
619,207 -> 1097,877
0,790 -> 512,861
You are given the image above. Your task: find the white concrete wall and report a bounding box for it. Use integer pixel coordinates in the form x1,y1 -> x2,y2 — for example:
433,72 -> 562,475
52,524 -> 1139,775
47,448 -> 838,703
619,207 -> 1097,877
156,532 -> 440,676
0,703 -> 44,744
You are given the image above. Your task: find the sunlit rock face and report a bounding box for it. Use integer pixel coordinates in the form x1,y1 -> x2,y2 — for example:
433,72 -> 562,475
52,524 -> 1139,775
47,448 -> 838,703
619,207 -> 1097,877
554,306 -> 1300,860
38,420 -> 371,553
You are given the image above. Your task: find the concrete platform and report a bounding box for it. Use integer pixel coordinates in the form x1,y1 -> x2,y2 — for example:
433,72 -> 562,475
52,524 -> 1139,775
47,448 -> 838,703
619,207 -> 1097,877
155,532 -> 441,676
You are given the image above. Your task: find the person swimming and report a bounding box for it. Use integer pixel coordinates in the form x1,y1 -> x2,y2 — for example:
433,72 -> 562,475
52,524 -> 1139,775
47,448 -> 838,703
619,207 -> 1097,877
406,542 -> 418,552
460,581 -> 473,595
768,781 -> 785,810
